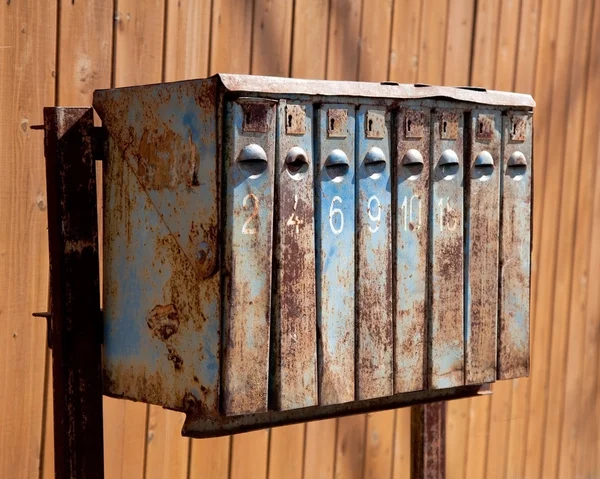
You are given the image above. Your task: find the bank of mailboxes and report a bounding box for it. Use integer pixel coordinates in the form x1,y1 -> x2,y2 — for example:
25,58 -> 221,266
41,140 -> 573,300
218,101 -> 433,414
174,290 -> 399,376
93,75 -> 533,436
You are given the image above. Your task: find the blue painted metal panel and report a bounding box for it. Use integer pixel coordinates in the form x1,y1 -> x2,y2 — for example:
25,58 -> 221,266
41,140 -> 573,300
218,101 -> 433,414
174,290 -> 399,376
465,110 -> 501,384
498,113 -> 532,379
222,98 -> 277,415
394,107 -> 430,393
271,101 -> 318,410
356,106 -> 393,400
430,109 -> 465,389
316,104 -> 356,405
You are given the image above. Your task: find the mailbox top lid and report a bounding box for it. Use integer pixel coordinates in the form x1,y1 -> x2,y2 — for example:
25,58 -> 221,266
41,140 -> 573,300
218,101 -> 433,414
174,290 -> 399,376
93,74 -> 535,110
216,74 -> 535,108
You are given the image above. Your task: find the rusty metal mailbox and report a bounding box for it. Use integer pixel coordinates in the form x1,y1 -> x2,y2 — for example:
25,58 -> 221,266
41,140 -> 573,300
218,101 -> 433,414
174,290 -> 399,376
92,75 -> 534,437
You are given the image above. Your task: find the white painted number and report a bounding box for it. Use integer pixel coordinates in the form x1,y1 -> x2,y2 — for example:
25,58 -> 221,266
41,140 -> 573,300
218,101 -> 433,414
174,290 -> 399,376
367,195 -> 381,233
401,195 -> 422,231
438,197 -> 458,232
329,196 -> 344,235
242,193 -> 259,235
287,194 -> 305,233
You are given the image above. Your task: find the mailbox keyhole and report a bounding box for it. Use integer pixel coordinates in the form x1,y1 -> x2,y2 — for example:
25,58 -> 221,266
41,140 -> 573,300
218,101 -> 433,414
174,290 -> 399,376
368,118 -> 373,132
479,122 -> 483,134
288,114 -> 293,128
443,121 -> 447,133
407,119 -> 412,132
330,118 -> 335,131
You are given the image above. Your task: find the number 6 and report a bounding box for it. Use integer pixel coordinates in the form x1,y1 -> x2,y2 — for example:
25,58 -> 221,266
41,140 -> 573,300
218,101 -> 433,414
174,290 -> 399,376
329,196 -> 344,235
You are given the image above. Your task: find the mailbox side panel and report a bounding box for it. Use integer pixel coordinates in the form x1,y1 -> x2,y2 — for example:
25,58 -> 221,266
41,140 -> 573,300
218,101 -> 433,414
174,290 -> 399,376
465,110 -> 501,384
222,98 -> 277,415
99,79 -> 221,413
430,109 -> 465,389
498,113 -> 532,379
356,105 -> 393,400
394,107 -> 430,393
316,104 -> 356,405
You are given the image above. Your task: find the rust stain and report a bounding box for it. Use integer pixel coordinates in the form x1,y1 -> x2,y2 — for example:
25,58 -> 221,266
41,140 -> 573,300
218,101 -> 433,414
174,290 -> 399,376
327,108 -> 348,137
146,304 -> 180,340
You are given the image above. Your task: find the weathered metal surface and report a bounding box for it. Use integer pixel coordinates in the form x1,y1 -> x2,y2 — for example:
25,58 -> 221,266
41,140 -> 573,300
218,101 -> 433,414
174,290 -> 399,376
271,101 -> 318,410
94,80 -> 221,413
395,107 -> 430,393
183,383 -> 490,438
465,110 -> 501,384
430,109 -> 464,389
411,402 -> 447,479
217,74 -> 536,107
43,107 -> 104,479
498,113 -> 532,379
316,104 -> 356,405
222,98 -> 277,415
356,105 -> 393,400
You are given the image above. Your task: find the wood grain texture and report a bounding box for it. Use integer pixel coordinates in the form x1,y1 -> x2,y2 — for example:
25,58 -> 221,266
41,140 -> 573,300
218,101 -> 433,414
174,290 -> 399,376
0,1 -> 56,477
145,409 -> 189,479
388,0 -> 422,83
470,0 -> 501,87
229,430 -> 270,479
268,424 -> 305,479
363,411 -> 395,479
303,419 -> 337,479
164,0 -> 212,81
334,414 -> 366,479
251,0 -> 293,76
189,436 -> 230,479
392,409 -> 410,479
210,0 -> 254,74
290,0 -> 329,79
417,0 -> 449,84
326,0 -> 363,81
443,0 -> 475,86
357,0 -> 393,81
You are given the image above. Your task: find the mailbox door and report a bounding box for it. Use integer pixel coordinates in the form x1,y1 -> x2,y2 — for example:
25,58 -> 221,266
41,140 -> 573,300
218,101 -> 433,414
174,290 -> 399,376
430,109 -> 465,389
356,106 -> 393,400
316,104 -> 356,405
465,110 -> 501,384
395,107 -> 430,393
272,101 -> 318,410
498,113 -> 532,379
222,98 -> 277,415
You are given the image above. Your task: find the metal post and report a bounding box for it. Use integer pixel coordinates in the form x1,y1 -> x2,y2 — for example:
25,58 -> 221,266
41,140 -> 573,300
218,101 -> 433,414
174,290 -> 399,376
411,402 -> 446,479
43,107 -> 104,479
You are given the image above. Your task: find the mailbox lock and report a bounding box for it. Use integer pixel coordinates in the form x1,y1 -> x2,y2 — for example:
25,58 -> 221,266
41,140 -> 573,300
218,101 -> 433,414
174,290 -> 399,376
237,143 -> 268,178
507,151 -> 527,179
364,147 -> 386,179
438,149 -> 459,180
285,146 -> 309,179
325,149 -> 349,182
473,151 -> 494,181
402,149 -> 424,180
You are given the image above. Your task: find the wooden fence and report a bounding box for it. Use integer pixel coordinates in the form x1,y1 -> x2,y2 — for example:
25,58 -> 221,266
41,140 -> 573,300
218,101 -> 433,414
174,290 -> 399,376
2,0 -> 600,477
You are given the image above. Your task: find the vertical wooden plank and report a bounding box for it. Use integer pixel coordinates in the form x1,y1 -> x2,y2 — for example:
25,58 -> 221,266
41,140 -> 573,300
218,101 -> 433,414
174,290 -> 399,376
303,419 -> 337,479
189,436 -> 230,479
504,1 -> 542,477
110,1 -> 166,477
573,6 -> 600,478
145,410 -> 189,479
0,0 -> 55,477
493,0 -> 520,91
416,0 -> 449,84
465,110 -> 501,385
430,110 -> 464,389
334,414 -> 366,479
326,0 -> 363,81
443,0 -> 475,86
395,108 -> 430,394
364,410 -> 395,479
392,409 -> 411,479
357,0 -> 393,81
268,424 -> 306,479
543,0 -> 595,475
524,0 -> 577,475
446,397 -> 469,479
272,101 -> 318,411
251,0 -> 292,76
230,431 -> 269,479
356,106 -> 393,400
469,0 -> 502,87
388,0 -> 422,83
210,0 -> 253,74
222,98 -> 276,415
290,0 -> 329,79
164,0 -> 211,81
316,105 -> 356,405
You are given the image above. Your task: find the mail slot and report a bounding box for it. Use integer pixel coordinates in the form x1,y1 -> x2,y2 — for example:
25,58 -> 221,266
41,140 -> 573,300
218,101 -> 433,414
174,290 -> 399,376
93,75 -> 534,437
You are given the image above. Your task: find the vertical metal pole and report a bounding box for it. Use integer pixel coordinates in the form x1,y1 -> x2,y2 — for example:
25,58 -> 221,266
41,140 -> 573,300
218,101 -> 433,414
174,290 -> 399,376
411,402 -> 446,479
43,107 -> 104,479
